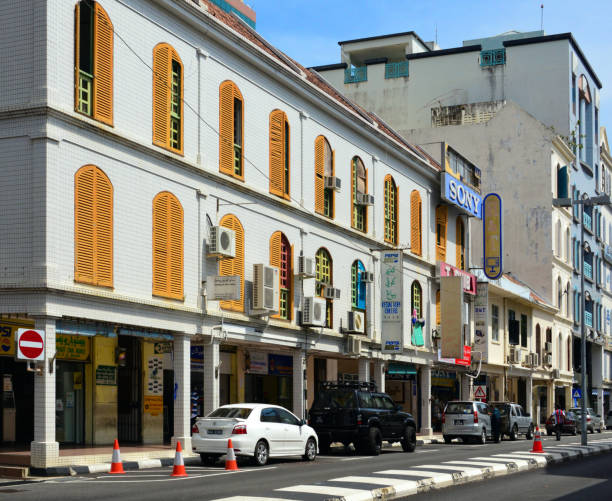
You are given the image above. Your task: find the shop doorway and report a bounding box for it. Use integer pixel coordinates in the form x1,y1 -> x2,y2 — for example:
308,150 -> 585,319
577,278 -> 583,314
245,374 -> 292,410
56,362 -> 85,444
118,337 -> 141,443
0,358 -> 34,445
163,369 -> 174,444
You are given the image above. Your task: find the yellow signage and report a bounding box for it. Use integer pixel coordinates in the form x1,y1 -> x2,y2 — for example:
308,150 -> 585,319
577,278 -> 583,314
483,193 -> 502,279
0,322 -> 34,357
143,395 -> 163,416
56,334 -> 90,361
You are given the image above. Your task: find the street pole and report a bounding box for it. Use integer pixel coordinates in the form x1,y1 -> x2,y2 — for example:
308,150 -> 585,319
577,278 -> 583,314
580,202 -> 587,445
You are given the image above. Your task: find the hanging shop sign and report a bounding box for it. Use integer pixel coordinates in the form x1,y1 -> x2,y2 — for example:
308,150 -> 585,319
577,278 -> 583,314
246,351 -> 268,374
381,251 -> 403,353
0,324 -> 17,356
441,173 -> 482,219
95,365 -> 117,386
268,354 -> 293,376
483,193 -> 503,280
56,334 -> 90,361
438,345 -> 471,366
191,345 -> 204,370
438,262 -> 477,295
473,282 -> 489,363
154,342 -> 173,354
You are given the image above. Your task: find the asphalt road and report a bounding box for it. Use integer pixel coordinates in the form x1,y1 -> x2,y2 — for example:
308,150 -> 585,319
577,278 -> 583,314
2,431 -> 611,500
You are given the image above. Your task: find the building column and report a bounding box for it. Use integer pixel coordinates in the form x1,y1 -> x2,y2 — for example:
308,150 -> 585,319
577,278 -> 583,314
293,350 -> 306,420
373,360 -> 385,393
203,340 -> 220,416
420,365 -> 432,436
461,373 -> 473,400
31,317 -> 59,468
547,381 -> 555,417
526,376 -> 534,419
597,388 -> 604,422
358,358 -> 370,382
236,347 -> 246,402
326,358 -> 338,382
172,334 -> 191,451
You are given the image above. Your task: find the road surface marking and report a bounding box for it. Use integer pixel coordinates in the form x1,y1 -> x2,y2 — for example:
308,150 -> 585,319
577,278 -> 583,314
340,456 -> 371,461
276,484 -> 372,500
444,460 -> 507,474
328,476 -> 419,497
212,498 -> 292,501
411,464 -> 483,479
416,449 -> 439,453
375,469 -> 453,487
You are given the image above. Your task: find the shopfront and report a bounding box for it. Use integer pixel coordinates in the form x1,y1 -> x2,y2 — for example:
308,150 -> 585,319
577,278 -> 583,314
385,363 -> 418,416
431,368 -> 459,432
245,352 -> 293,409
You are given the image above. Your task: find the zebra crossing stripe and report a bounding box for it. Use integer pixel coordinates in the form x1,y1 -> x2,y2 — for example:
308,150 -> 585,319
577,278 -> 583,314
276,484 -> 372,500
443,460 -> 508,474
375,469 -> 454,488
411,464 -> 484,479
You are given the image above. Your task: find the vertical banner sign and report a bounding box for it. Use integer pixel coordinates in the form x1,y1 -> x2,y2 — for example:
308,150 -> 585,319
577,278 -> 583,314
483,193 -> 502,279
381,251 -> 403,353
474,282 -> 489,363
440,276 -> 464,359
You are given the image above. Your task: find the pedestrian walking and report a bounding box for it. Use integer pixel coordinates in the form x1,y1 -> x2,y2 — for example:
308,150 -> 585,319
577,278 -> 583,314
553,404 -> 566,441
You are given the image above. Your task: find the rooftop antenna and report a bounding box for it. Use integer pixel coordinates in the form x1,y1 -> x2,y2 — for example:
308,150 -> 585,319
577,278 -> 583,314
540,3 -> 544,32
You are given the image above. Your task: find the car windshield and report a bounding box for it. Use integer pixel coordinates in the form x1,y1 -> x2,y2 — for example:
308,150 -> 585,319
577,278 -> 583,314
311,390 -> 357,410
490,404 -> 509,416
206,407 -> 252,419
445,402 -> 474,414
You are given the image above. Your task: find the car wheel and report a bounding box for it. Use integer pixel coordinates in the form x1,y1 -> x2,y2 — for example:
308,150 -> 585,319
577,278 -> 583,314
478,428 -> 486,445
200,454 -> 219,466
443,435 -> 452,444
526,424 -> 534,440
401,426 -> 416,452
368,427 -> 382,455
510,424 -> 518,441
253,439 -> 269,466
303,438 -> 317,461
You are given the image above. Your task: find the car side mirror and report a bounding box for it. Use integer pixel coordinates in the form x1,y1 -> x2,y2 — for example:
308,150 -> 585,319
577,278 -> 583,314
300,419 -> 306,426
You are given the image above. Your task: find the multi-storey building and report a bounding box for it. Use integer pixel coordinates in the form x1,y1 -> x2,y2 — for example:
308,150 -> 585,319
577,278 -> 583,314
0,0 -> 472,469
314,29 -> 604,411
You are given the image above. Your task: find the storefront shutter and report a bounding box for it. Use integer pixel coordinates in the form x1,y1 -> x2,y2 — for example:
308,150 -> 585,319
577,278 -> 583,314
410,190 -> 421,255
75,166 -> 96,284
219,81 -> 235,175
314,136 -> 325,214
94,168 -> 113,287
92,3 -> 113,126
152,44 -> 170,148
152,193 -> 169,296
269,110 -> 285,196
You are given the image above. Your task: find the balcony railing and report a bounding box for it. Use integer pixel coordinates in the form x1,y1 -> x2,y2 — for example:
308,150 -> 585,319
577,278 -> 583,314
344,66 -> 367,84
585,310 -> 593,327
480,49 -> 506,67
584,261 -> 593,280
583,211 -> 592,230
385,61 -> 409,79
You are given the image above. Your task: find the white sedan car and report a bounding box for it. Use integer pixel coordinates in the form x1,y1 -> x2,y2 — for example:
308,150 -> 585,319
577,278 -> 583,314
192,403 -> 318,466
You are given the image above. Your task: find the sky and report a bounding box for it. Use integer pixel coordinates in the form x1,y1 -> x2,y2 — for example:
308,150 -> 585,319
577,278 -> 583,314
249,0 -> 611,129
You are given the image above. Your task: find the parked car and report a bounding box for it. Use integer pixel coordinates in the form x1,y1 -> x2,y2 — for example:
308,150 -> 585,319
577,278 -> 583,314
569,407 -> 604,433
442,401 -> 492,444
606,410 -> 612,429
489,402 -> 534,440
192,403 -> 318,466
308,381 -> 417,455
545,410 -> 577,436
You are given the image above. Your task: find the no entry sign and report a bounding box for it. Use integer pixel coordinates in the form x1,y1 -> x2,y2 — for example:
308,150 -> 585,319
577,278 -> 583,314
17,329 -> 45,361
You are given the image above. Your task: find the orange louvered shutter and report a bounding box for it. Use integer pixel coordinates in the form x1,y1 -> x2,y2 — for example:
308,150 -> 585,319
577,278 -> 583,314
410,190 -> 422,256
168,195 -> 184,298
436,205 -> 447,262
152,193 -> 183,299
75,166 -> 95,284
93,3 -> 113,126
74,3 -> 80,112
152,44 -> 170,148
456,218 -> 464,270
289,244 -> 294,320
314,136 -> 325,214
270,231 -> 281,317
95,169 -> 113,287
269,110 -> 285,196
152,194 -> 169,296
219,82 -> 235,175
436,290 -> 441,325
220,215 -> 244,312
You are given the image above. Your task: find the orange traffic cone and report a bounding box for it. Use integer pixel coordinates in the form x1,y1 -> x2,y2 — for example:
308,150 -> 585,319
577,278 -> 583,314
530,426 -> 544,453
171,441 -> 188,477
225,439 -> 239,471
109,439 -> 126,474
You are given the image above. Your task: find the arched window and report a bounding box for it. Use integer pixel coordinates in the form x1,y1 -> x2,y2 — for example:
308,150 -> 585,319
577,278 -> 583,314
546,327 -> 552,345
351,157 -> 367,232
152,43 -> 183,154
351,260 -> 366,310
557,276 -> 562,309
219,81 -> 244,179
270,232 -> 292,320
411,281 -> 422,318
535,324 -> 541,365
384,175 -> 398,244
218,215 -> 244,311
565,228 -> 570,263
315,248 -> 333,328
269,110 -> 290,198
152,192 -> 183,299
567,337 -> 571,371
556,220 -> 561,257
435,205 -> 448,262
410,190 -> 422,256
435,289 -> 440,326
566,281 -> 571,317
314,136 -> 334,218
74,165 -> 113,287
75,1 -> 113,125
456,218 -> 465,270
557,164 -> 568,198
557,333 -> 563,369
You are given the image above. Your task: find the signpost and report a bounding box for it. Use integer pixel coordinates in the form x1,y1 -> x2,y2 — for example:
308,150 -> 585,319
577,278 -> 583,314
16,329 -> 45,361
483,193 -> 502,280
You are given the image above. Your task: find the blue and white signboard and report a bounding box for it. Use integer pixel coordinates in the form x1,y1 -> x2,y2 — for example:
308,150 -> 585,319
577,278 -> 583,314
572,388 -> 582,399
441,173 -> 482,219
381,251 -> 403,353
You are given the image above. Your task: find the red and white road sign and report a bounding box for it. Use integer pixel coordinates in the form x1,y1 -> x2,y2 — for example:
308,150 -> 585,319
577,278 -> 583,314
474,385 -> 487,400
16,329 -> 45,361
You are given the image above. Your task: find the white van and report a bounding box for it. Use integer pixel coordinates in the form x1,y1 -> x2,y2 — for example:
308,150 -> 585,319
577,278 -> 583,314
442,401 -> 492,444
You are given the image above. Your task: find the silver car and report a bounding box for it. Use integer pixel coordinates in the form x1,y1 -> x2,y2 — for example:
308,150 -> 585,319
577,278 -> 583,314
569,407 -> 604,433
442,401 -> 492,444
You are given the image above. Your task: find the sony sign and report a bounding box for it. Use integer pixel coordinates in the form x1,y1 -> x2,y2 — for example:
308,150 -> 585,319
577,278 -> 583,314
441,173 -> 482,219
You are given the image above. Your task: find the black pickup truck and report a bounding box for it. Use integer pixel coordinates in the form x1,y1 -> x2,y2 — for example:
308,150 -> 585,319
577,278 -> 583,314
308,381 -> 417,455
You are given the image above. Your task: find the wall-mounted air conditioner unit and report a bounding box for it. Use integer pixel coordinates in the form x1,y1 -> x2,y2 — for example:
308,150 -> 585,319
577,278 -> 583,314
346,311 -> 365,334
509,346 -> 521,364
302,296 -> 326,327
252,264 -> 279,312
355,193 -> 375,206
323,286 -> 341,300
346,335 -> 362,356
531,352 -> 540,367
545,342 -> 553,353
360,271 -> 374,283
553,369 -> 561,379
208,226 -> 236,258
297,255 -> 315,278
545,354 -> 553,365
324,176 -> 341,191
